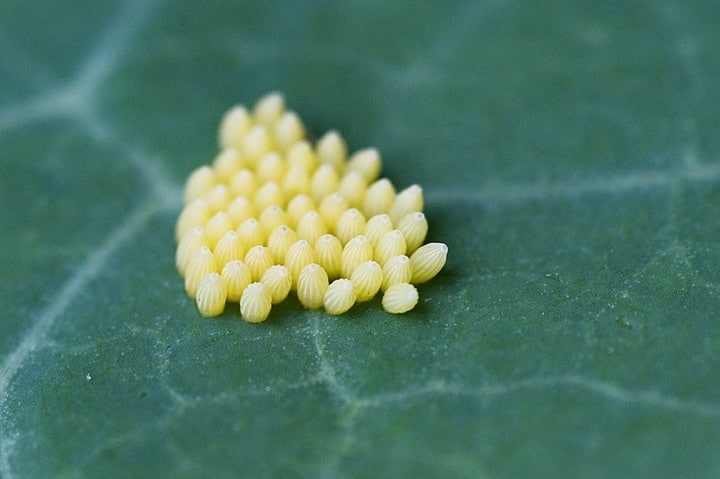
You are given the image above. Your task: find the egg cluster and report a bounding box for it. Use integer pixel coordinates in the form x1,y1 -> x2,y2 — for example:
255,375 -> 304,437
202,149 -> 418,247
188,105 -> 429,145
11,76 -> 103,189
175,92 -> 448,322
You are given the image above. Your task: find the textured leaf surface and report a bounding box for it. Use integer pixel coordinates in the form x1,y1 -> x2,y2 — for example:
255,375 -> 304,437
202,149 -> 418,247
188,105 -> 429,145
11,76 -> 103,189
2,1 -> 720,478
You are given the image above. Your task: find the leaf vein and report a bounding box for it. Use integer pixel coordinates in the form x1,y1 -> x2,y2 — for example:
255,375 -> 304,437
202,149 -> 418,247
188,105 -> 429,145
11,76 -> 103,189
361,375 -> 720,419
426,161 -> 720,205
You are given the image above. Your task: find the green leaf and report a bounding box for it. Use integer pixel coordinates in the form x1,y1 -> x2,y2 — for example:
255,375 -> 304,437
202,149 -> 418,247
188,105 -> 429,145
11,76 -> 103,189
2,1 -> 720,478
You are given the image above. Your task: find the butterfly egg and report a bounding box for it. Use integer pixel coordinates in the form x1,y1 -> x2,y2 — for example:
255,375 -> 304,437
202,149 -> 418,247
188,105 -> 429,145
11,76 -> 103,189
282,164 -> 311,198
254,181 -> 285,211
213,230 -> 245,269
410,242 -> 448,283
258,205 -> 290,238
259,205 -> 289,236
314,233 -> 343,279
185,246 -> 218,298
253,91 -> 285,126
363,178 -> 396,218
256,152 -> 286,184
175,198 -> 211,242
244,245 -> 274,281
389,184 -> 424,224
268,224 -> 298,263
375,229 -> 407,266
221,259 -> 252,302
324,279 -> 356,315
286,194 -> 316,227
240,282 -> 273,323
184,166 -> 219,205
311,164 -> 340,203
338,171 -> 368,208
236,217 -> 265,249
382,255 -> 412,291
297,263 -> 329,309
241,125 -> 274,165
219,105 -> 252,150
260,265 -> 292,304
318,193 -> 349,230
287,140 -> 318,172
226,195 -> 257,226
364,213 -> 394,248
205,184 -> 231,213
382,282 -> 419,314
397,211 -> 429,254
183,166 -> 217,204
347,148 -> 382,183
284,239 -> 316,289
205,211 -> 234,249
195,272 -> 227,317
296,211 -> 328,246
229,168 -> 258,197
341,235 -> 374,278
212,147 -> 244,182
274,111 -> 306,151
176,226 -> 208,276
350,260 -> 383,302
316,130 -> 347,173
335,208 -> 366,245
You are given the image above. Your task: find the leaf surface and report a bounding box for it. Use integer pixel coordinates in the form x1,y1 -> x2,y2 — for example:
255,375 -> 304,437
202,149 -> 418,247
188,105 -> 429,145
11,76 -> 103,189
2,1 -> 720,478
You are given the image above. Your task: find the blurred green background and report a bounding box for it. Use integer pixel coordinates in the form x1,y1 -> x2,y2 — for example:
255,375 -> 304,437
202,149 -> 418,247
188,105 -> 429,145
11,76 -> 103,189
1,1 -> 719,478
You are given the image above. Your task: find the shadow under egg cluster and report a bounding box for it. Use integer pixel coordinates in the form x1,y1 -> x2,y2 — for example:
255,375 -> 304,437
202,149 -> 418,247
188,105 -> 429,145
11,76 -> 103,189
175,92 -> 448,322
